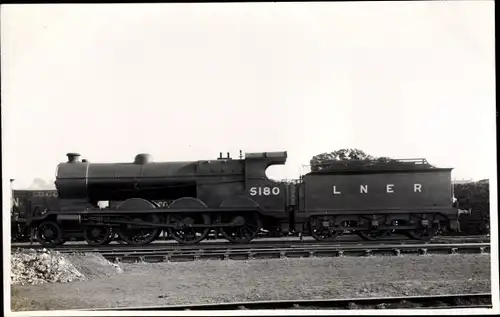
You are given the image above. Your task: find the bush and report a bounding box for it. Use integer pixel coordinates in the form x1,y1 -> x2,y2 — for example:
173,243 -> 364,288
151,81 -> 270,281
454,180 -> 490,235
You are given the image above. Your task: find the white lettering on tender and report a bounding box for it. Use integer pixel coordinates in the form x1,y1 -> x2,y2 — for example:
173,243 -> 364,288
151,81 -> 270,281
332,183 -> 424,195
333,186 -> 341,195
414,184 -> 422,192
249,186 -> 280,196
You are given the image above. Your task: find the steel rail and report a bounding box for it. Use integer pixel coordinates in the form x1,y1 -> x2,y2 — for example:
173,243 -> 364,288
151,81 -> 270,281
33,241 -> 487,254
11,236 -> 491,253
80,293 -> 492,311
12,240 -> 488,254
57,242 -> 490,263
12,239 -> 433,250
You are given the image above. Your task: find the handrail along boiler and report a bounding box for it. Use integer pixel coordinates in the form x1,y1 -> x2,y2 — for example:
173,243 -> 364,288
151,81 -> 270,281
26,151 -> 466,247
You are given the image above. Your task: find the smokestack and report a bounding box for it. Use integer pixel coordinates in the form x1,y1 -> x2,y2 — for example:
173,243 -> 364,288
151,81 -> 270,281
66,153 -> 81,163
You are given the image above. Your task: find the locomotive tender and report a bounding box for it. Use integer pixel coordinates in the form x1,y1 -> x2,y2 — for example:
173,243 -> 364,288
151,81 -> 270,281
25,151 -> 464,247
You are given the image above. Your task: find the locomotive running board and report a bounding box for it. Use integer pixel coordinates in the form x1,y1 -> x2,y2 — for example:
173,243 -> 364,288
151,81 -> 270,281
43,207 -> 262,215
99,218 -> 248,229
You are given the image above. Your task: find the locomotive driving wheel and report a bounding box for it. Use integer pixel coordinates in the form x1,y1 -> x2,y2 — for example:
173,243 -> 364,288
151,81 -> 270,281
167,197 -> 211,244
35,221 -> 65,247
310,216 -> 341,242
115,198 -> 162,245
117,214 -> 161,245
83,226 -> 112,246
167,213 -> 211,244
219,211 -> 261,244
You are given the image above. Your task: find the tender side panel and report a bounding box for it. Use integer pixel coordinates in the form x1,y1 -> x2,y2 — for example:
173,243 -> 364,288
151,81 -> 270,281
303,169 -> 453,212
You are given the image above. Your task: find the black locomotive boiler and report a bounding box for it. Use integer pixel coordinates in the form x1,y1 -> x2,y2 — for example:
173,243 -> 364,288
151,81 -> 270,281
27,151 -> 465,247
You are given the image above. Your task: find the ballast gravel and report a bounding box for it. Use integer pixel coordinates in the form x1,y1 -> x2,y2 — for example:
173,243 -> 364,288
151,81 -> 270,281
11,249 -> 84,285
10,249 -> 122,286
10,253 -> 491,311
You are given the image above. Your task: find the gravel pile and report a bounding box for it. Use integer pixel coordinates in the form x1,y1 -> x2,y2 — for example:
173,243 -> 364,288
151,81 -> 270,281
65,253 -> 123,279
11,249 -> 85,285
10,249 -> 122,286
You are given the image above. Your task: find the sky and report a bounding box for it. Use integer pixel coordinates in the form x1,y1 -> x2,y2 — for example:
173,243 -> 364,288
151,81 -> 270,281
1,1 -> 496,189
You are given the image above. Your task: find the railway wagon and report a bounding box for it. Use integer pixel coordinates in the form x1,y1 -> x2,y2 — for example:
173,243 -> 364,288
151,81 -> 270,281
11,189 -> 59,242
10,188 -> 118,244
294,160 -> 462,241
31,152 -> 291,247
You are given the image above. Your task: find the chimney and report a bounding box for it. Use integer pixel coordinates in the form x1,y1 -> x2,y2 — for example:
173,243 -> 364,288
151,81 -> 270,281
66,153 -> 82,163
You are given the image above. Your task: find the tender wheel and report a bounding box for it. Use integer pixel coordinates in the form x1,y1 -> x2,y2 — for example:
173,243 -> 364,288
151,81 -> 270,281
310,216 -> 341,242
357,230 -> 391,241
84,226 -> 112,245
35,221 -> 65,247
117,214 -> 161,245
357,217 -> 391,241
219,211 -> 261,244
407,226 -> 439,241
407,215 -> 440,241
381,218 -> 412,238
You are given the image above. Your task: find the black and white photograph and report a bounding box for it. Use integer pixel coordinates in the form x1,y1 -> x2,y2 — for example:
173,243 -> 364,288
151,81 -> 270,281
2,1 -> 498,315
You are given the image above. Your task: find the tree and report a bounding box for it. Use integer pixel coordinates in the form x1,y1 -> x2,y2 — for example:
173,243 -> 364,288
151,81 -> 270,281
29,178 -> 55,189
309,148 -> 399,172
453,180 -> 490,235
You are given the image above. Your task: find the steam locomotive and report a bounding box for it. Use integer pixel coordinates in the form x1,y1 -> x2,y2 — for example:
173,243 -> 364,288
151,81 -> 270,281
17,151 -> 468,247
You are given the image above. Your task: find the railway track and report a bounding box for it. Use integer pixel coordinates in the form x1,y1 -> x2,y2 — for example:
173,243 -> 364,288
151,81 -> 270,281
11,234 -> 490,251
36,242 -> 490,263
82,293 -> 493,311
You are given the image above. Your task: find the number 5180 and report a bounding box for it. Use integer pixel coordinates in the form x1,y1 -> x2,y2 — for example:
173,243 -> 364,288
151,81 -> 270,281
249,186 -> 280,196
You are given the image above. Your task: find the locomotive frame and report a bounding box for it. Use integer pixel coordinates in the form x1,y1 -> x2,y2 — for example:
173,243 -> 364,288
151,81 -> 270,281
18,151 -> 466,247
